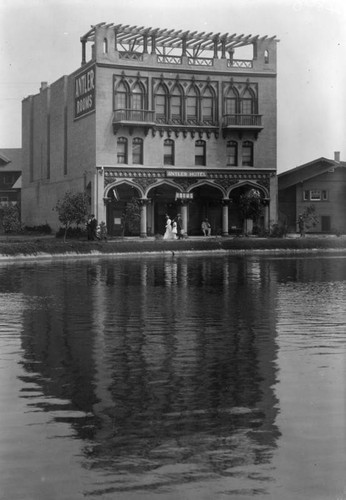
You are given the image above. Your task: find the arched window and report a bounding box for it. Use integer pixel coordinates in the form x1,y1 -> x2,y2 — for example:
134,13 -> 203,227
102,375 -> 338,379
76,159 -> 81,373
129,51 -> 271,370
226,140 -> 238,166
132,137 -> 143,165
117,137 -> 128,164
170,86 -> 182,121
224,87 -> 238,124
240,88 -> 255,116
103,38 -> 108,54
132,83 -> 144,110
195,140 -> 206,166
202,87 -> 214,122
114,81 -> 129,110
154,85 -> 168,121
164,139 -> 174,165
186,86 -> 198,121
264,50 -> 269,64
242,141 -> 253,166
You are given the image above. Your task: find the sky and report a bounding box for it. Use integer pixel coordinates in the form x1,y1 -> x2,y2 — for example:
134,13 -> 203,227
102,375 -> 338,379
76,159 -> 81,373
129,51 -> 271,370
0,0 -> 345,172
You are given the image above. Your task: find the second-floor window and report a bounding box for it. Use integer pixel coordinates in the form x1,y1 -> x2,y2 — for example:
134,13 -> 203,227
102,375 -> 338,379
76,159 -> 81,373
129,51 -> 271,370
242,141 -> 253,166
133,138 -> 143,165
164,139 -> 174,165
226,140 -> 238,166
195,140 -> 206,166
117,137 -> 128,164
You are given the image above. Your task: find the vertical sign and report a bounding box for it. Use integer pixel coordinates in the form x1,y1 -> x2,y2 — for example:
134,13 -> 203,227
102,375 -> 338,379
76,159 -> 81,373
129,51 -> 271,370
74,65 -> 95,119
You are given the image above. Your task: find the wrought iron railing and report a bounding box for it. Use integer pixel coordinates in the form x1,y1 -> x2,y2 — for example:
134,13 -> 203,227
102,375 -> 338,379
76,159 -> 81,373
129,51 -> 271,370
113,109 -> 155,123
222,114 -> 262,127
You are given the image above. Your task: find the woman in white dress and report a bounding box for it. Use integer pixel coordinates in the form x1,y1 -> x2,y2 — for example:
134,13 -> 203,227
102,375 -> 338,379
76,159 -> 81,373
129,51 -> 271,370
172,219 -> 177,239
163,214 -> 173,240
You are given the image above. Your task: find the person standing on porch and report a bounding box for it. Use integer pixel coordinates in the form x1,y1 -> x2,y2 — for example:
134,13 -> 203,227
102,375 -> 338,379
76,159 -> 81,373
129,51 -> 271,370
163,214 -> 173,240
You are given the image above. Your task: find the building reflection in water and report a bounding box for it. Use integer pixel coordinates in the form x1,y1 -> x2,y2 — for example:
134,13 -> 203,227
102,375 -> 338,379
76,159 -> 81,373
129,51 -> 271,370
12,255 -> 282,491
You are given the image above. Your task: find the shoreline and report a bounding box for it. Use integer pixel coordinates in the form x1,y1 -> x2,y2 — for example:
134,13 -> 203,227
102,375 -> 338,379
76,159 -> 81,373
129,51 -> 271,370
1,234 -> 346,263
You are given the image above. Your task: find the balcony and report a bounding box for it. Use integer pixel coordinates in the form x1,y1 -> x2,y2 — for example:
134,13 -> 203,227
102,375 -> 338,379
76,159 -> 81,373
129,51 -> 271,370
112,109 -> 155,134
222,114 -> 263,133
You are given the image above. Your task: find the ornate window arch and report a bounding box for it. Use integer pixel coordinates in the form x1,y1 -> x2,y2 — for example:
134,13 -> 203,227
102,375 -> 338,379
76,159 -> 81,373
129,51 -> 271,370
186,84 -> 199,122
114,80 -> 130,110
170,84 -> 183,122
201,86 -> 216,122
224,86 -> 239,116
240,87 -> 256,116
131,82 -> 145,110
154,83 -> 168,122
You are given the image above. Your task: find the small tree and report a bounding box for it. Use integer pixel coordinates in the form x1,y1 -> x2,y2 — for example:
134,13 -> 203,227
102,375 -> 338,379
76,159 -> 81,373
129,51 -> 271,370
0,204 -> 22,233
121,197 -> 141,236
55,191 -> 89,241
299,204 -> 319,234
239,189 -> 264,234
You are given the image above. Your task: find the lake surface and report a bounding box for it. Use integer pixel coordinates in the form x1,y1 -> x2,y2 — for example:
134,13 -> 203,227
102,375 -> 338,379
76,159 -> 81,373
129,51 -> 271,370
0,253 -> 345,500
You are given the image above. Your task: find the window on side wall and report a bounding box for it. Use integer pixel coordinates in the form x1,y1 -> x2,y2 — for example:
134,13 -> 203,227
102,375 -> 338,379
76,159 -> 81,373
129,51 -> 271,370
117,137 -> 128,164
133,138 -> 143,165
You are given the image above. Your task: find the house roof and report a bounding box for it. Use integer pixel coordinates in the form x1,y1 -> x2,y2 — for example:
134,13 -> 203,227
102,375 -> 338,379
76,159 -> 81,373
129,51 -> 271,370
278,156 -> 346,190
0,148 -> 22,172
81,22 -> 277,54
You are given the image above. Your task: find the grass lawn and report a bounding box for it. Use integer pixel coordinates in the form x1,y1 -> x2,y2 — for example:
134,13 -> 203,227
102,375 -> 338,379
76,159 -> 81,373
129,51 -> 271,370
1,234 -> 346,259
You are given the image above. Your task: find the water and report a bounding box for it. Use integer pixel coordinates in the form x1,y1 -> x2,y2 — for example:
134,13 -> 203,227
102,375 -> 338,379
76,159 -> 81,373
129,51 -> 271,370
0,254 -> 345,500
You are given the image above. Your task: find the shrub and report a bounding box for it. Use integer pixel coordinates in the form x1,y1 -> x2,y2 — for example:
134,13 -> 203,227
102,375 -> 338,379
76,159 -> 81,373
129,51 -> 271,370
24,224 -> 52,234
0,204 -> 22,233
56,226 -> 87,239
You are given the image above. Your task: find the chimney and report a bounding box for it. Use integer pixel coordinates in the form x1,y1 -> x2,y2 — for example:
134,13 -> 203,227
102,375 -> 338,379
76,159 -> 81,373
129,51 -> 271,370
40,81 -> 48,91
334,151 -> 340,162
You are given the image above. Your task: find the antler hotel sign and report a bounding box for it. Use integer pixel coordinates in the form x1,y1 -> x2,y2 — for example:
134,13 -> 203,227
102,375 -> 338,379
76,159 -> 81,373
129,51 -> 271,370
74,66 -> 95,119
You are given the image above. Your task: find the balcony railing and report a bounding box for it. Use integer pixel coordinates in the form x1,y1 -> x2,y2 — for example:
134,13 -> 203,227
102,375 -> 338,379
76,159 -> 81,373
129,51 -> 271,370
157,55 -> 182,65
227,59 -> 253,68
112,109 -> 155,133
222,114 -> 262,128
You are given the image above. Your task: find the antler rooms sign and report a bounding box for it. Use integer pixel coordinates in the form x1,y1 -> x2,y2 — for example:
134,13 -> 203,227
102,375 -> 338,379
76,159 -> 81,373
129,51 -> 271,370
74,66 -> 95,119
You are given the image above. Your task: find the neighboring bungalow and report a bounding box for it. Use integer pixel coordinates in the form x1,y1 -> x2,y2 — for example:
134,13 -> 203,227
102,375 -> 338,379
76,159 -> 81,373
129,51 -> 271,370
278,152 -> 346,234
0,148 -> 22,206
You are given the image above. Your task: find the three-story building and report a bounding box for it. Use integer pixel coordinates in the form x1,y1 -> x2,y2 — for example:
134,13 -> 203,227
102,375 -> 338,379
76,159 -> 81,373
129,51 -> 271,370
21,22 -> 278,236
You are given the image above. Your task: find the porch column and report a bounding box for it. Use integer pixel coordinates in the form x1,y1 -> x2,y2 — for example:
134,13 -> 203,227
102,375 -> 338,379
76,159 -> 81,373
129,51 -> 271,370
264,203 -> 269,231
222,200 -> 229,236
181,202 -> 188,236
95,167 -> 106,224
139,198 -> 149,238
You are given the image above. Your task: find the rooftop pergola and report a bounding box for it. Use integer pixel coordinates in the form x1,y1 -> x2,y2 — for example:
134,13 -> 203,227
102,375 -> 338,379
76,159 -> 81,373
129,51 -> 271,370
81,22 -> 277,58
